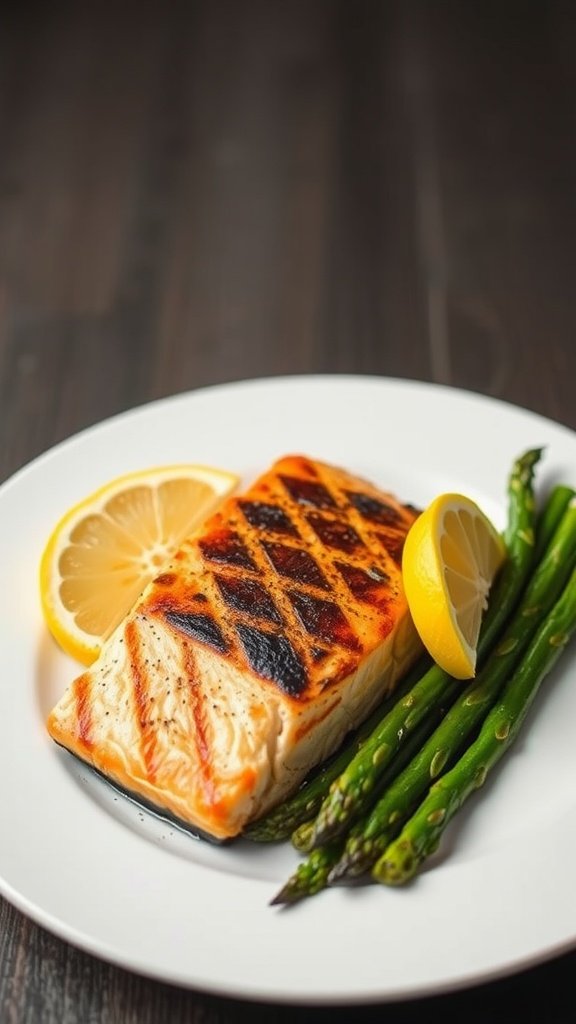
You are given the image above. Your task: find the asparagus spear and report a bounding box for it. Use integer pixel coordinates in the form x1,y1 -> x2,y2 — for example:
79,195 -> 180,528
374,559 -> 576,886
270,841 -> 344,906
534,484 -> 576,560
306,449 -> 542,851
330,498 -> 576,882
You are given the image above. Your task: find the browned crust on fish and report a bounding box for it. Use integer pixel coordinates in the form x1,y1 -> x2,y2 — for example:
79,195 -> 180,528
143,454 -> 418,700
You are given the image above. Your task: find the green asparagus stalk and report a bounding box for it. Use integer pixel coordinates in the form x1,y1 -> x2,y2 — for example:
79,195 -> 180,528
305,449 -> 542,851
534,484 -> 576,561
244,655 -> 431,843
374,559 -> 576,886
329,497 -> 576,882
269,841 -> 344,906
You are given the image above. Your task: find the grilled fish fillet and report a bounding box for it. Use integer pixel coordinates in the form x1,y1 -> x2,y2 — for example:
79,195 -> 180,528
47,455 -> 422,841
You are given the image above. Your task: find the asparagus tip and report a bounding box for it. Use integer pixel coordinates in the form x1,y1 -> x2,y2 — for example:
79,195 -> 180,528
269,883 -> 302,907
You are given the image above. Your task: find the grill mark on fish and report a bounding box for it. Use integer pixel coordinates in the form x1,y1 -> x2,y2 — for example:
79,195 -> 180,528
376,529 -> 407,566
199,529 -> 258,571
346,490 -> 407,526
336,561 -> 390,602
125,620 -> 159,782
235,624 -> 307,696
305,512 -> 365,554
262,541 -> 329,590
183,645 -> 218,811
165,610 -> 229,655
239,500 -> 298,537
287,590 -> 360,651
74,673 -> 94,751
215,575 -> 284,625
279,473 -> 338,509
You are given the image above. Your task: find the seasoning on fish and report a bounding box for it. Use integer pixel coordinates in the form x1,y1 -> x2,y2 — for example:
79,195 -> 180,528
47,455 -> 423,841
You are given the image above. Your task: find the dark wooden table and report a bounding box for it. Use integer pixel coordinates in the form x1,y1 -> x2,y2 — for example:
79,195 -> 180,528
1,1 -> 576,1020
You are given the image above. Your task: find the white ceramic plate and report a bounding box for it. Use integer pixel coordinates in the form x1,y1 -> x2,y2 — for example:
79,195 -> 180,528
2,375 -> 576,1005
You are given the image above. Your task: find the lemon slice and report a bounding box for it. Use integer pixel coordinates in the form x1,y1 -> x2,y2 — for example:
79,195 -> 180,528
40,464 -> 239,665
402,493 -> 506,680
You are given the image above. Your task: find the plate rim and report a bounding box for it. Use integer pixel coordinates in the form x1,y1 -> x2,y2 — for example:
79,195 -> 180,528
3,371 -> 574,493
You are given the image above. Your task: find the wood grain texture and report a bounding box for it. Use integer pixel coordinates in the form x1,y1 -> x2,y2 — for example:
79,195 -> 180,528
1,0 -> 575,1020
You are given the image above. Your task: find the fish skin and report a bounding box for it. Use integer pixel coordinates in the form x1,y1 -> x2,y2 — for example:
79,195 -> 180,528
47,455 -> 422,841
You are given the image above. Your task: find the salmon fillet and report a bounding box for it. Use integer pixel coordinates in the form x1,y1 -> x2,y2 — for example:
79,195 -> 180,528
47,455 -> 422,841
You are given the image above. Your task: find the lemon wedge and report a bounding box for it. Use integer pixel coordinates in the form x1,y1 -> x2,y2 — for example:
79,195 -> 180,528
402,493 -> 506,679
40,463 -> 239,665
